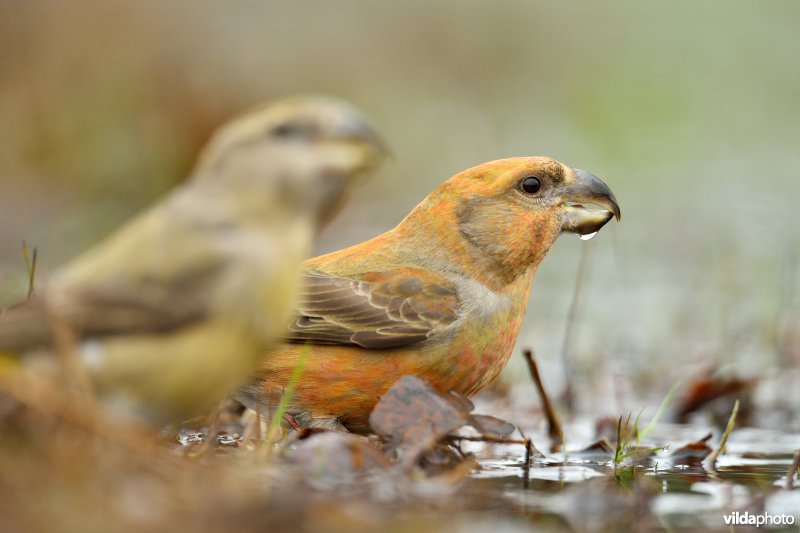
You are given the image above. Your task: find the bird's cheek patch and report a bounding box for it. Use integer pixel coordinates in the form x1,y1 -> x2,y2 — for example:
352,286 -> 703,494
517,213 -> 545,242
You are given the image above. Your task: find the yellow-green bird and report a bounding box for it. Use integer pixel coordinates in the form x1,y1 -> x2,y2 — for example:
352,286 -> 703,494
0,96 -> 385,422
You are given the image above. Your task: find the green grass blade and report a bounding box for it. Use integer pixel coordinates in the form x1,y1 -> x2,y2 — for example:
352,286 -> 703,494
705,398 -> 740,464
640,379 -> 683,441
265,341 -> 311,445
616,445 -> 667,462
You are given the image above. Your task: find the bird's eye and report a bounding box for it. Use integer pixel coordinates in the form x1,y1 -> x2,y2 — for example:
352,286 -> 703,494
271,123 -> 300,138
520,176 -> 542,194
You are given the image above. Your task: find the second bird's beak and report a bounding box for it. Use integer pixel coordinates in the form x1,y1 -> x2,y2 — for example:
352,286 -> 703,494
334,115 -> 389,164
560,168 -> 621,237
315,115 -> 388,228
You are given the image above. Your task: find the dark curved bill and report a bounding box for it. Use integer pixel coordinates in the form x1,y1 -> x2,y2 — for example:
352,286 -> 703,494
560,168 -> 620,236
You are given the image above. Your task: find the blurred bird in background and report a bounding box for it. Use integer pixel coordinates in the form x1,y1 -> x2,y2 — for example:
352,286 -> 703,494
0,95 -> 385,422
240,157 -> 620,433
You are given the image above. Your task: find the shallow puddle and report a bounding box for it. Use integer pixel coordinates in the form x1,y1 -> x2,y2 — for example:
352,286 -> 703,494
458,421 -> 800,531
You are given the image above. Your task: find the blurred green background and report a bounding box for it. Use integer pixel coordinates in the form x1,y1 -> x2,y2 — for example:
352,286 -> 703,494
1,1 -> 798,414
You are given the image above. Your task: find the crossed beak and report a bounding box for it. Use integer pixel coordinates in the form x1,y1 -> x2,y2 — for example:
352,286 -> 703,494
560,168 -> 621,237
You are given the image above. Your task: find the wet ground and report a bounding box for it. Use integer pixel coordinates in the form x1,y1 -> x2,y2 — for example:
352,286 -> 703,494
465,421 -> 800,531
167,386 -> 800,533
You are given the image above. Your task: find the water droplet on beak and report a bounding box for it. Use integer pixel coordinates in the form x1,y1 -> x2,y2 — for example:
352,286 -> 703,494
578,231 -> 598,241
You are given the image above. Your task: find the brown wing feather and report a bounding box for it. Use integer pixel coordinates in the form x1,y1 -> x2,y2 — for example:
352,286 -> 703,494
0,261 -> 221,353
286,268 -> 459,349
0,299 -> 54,352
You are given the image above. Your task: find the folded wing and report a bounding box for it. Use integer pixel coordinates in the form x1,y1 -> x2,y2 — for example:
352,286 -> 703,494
0,259 -> 221,353
286,268 -> 459,349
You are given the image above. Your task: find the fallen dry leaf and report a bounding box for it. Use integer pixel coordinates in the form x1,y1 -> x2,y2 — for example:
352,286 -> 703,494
370,376 -> 471,466
369,376 -> 516,468
672,369 -> 755,425
670,433 -> 713,466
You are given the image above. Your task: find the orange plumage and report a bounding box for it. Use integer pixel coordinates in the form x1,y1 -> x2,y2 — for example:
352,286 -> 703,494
239,157 -> 620,432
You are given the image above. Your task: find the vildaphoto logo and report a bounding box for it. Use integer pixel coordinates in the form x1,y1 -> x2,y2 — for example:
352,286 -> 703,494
723,511 -> 795,527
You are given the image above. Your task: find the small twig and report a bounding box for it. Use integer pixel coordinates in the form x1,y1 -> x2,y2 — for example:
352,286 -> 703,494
523,349 -> 565,452
447,432 -> 533,488
522,438 -> 532,489
22,241 -> 38,299
450,439 -> 466,459
705,399 -> 740,465
447,435 -> 528,446
517,425 -> 537,489
560,240 -> 593,412
786,449 -> 800,490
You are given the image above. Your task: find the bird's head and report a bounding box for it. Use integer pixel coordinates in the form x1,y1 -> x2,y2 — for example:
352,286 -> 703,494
403,157 -> 620,286
194,95 -> 386,226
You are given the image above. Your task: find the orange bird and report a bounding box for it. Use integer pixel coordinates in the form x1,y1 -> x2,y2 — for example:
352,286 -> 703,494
239,157 -> 620,433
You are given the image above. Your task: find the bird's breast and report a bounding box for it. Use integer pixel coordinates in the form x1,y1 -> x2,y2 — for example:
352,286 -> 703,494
425,274 -> 532,396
